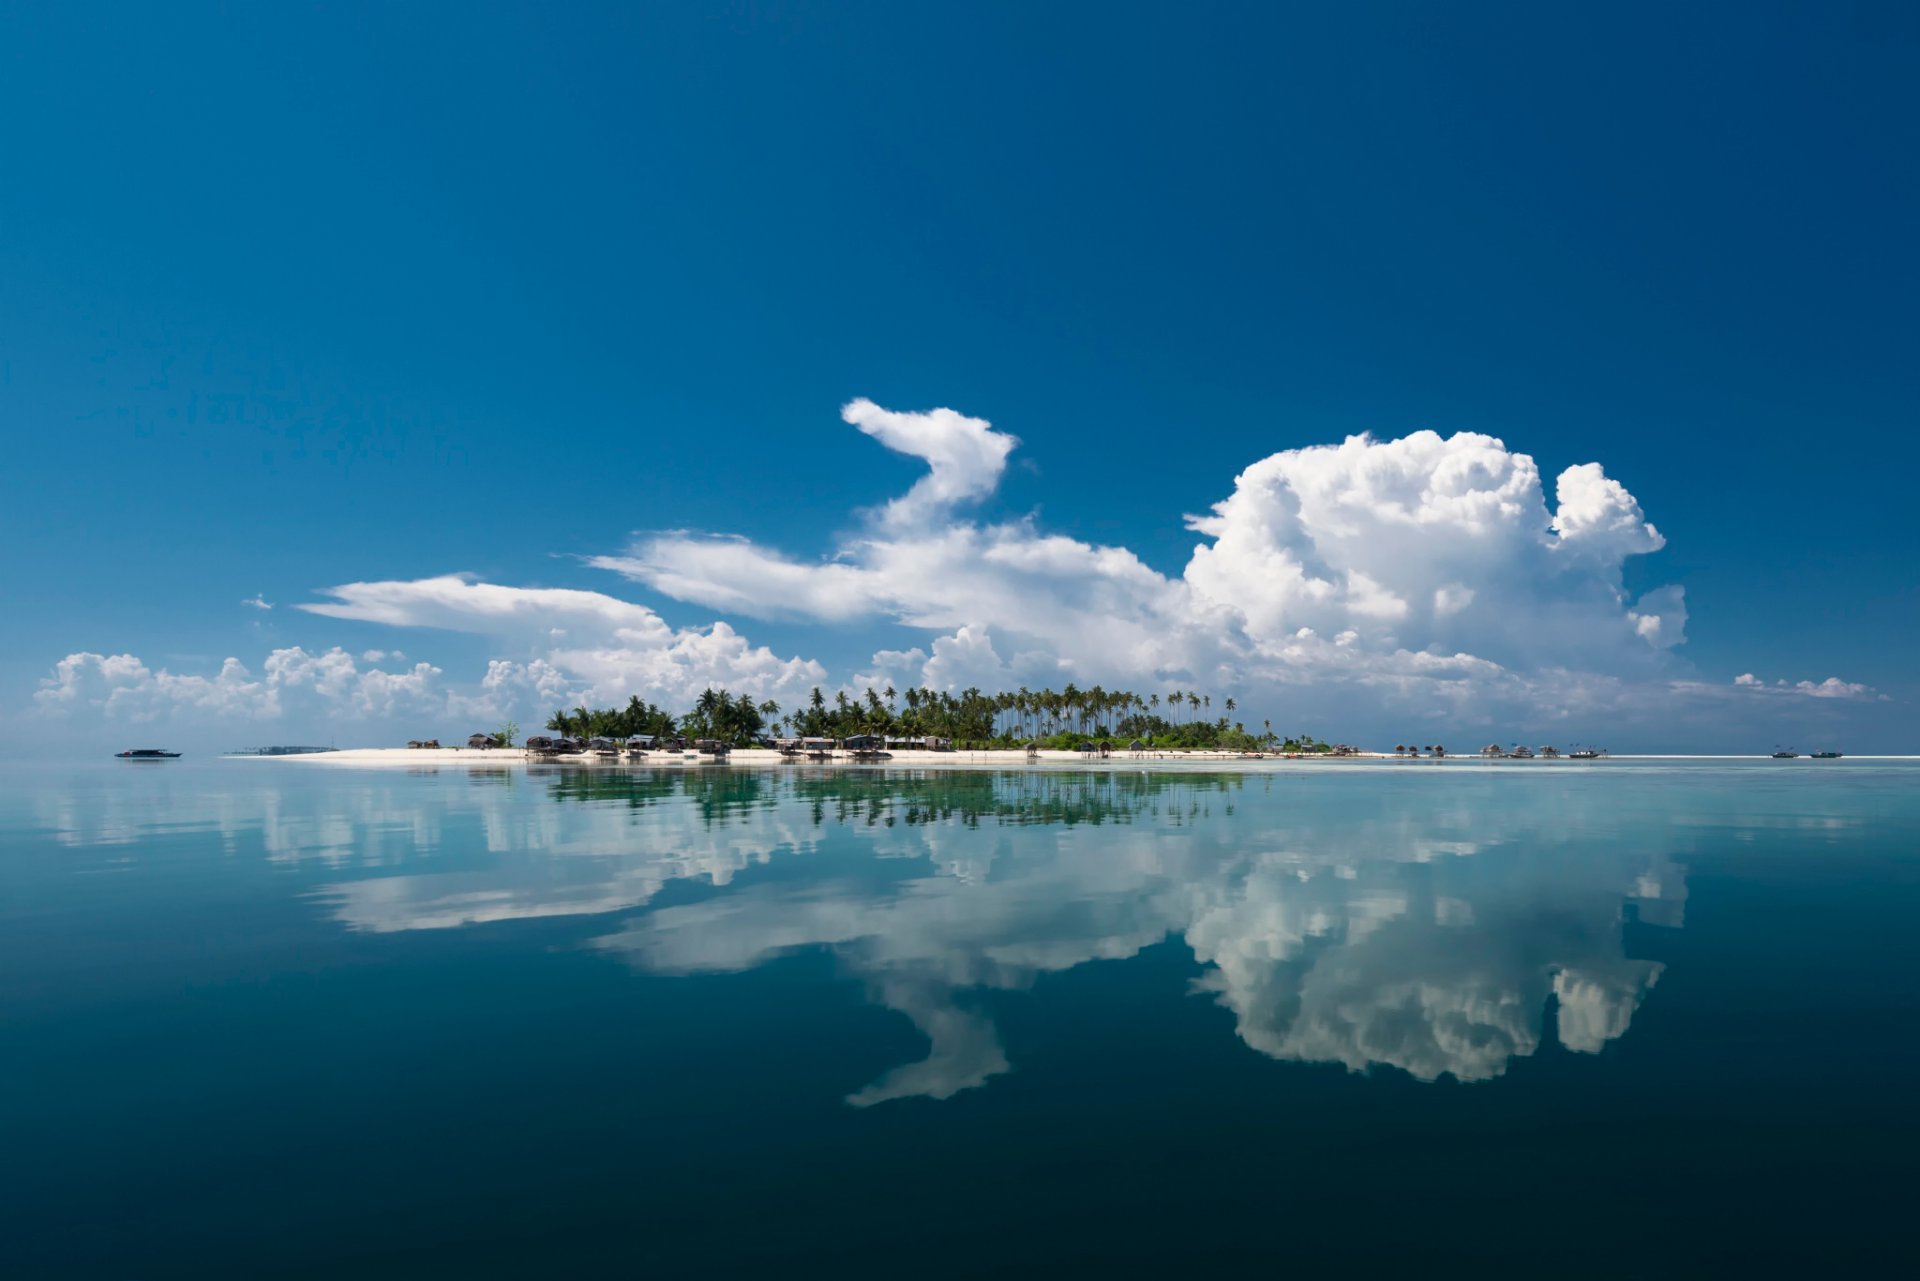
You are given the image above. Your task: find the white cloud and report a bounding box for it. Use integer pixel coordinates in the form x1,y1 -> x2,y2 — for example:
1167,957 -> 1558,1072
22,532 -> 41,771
32,573 -> 830,732
242,593 -> 273,611
39,401 -> 1884,742
593,406 -> 1694,726
301,573 -> 666,636
1728,672 -> 1878,700
841,397 -> 1019,530
305,575 -> 830,712
1628,585 -> 1688,649
1549,462 -> 1664,560
34,648 -> 443,722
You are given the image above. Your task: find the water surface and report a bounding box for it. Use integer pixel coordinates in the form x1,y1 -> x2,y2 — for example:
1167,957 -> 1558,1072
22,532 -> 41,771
3,759 -> 1918,1275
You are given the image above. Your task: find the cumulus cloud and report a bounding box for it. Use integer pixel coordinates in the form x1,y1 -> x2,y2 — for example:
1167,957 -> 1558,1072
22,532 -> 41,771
242,593 -> 273,611
595,405 -> 1692,728
35,400 -> 1883,741
31,574 -> 830,733
295,573 -> 828,711
34,648 -> 443,722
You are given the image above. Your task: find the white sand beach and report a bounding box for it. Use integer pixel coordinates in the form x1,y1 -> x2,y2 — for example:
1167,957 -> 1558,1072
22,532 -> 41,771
240,745 -> 1658,770
245,745 -> 1389,769
235,748 -> 1911,769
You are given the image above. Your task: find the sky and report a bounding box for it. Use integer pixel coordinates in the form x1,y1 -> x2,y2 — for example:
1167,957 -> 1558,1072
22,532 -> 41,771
3,1 -> 1915,754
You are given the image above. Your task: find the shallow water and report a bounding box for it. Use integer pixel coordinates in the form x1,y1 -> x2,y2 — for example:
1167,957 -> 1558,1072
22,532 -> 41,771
3,758 -> 1918,1276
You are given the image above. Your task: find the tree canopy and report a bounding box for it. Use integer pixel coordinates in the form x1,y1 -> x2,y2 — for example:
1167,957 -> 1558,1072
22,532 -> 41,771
545,685 -> 1333,752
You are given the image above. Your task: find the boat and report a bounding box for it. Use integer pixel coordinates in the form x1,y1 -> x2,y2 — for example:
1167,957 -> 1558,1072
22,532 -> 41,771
1509,745 -> 1535,759
1811,751 -> 1843,759
1568,747 -> 1606,760
115,748 -> 180,759
1770,749 -> 1800,759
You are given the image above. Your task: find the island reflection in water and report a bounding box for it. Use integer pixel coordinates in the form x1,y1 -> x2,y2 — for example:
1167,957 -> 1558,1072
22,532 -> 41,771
42,765 -> 1686,1099
285,766 -> 1685,1101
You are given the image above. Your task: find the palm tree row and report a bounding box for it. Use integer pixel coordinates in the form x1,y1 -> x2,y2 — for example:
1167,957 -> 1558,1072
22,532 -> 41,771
545,685 -> 1327,752
544,695 -> 678,742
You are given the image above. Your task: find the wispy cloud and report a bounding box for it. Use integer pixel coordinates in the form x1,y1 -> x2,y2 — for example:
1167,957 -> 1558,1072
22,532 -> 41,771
1729,673 -> 1882,700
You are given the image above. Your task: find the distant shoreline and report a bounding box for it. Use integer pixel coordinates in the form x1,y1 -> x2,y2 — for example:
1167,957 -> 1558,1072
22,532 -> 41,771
234,747 -> 1907,769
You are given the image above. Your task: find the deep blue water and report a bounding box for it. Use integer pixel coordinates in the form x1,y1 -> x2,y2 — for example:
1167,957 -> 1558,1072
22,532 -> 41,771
3,758 -> 1918,1277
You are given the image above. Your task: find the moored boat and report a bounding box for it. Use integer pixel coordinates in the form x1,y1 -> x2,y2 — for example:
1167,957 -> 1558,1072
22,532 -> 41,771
1810,750 -> 1842,759
115,748 -> 180,759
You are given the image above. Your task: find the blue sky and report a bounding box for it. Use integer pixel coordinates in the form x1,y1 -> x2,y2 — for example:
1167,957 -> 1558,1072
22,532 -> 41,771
3,2 -> 1915,751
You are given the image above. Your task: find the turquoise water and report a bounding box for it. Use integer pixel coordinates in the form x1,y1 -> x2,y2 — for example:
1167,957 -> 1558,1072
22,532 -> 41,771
4,758 -> 1918,1276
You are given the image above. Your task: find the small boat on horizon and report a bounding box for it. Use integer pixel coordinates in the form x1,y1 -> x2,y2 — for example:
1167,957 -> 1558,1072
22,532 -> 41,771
115,748 -> 180,759
1770,749 -> 1800,759
1811,751 -> 1843,759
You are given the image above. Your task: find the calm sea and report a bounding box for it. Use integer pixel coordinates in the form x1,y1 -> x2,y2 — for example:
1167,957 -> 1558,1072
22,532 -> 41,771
3,758 -> 1918,1276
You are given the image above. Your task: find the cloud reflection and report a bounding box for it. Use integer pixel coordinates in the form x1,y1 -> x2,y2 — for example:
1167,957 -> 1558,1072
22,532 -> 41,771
584,771 -> 1687,1099
48,766 -> 1686,1100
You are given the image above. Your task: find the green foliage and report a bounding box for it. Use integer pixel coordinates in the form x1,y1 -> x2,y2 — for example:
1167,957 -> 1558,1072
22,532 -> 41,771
678,688 -> 769,744
539,684 -> 1327,753
545,695 -> 676,741
495,720 -> 519,748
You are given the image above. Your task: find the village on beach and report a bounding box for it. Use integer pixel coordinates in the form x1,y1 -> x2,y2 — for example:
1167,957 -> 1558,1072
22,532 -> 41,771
254,684 -> 1613,766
